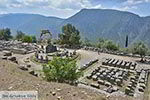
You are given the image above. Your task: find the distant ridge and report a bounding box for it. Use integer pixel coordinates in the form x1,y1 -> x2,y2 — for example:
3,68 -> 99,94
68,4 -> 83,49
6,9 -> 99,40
0,13 -> 64,38
0,9 -> 150,46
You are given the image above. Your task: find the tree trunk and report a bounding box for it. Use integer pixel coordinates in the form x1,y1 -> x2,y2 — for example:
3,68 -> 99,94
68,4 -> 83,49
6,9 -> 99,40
140,55 -> 144,62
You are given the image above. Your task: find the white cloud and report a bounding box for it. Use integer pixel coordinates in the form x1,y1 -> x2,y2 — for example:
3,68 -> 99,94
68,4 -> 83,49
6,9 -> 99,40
114,0 -> 150,13
91,4 -> 102,9
126,0 -> 142,5
22,0 -> 50,7
80,0 -> 102,9
112,0 -> 149,13
124,0 -> 150,5
112,5 -> 138,12
0,0 -> 103,10
0,0 -> 23,8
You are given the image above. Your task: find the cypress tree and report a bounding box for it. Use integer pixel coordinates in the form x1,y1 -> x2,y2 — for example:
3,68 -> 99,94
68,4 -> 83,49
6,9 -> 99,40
125,35 -> 128,47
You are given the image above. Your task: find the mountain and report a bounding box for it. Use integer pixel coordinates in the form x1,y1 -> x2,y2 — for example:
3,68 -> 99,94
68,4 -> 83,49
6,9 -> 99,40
0,13 -> 64,37
61,9 -> 150,46
0,9 -> 150,46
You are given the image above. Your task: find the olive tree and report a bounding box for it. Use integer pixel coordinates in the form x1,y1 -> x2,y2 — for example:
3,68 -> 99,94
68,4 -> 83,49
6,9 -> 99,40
97,38 -> 119,51
132,42 -> 148,62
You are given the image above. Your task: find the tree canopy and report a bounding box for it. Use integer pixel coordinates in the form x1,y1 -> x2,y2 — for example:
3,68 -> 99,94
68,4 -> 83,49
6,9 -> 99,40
97,38 -> 119,51
15,31 -> 37,43
43,57 -> 82,83
104,40 -> 119,51
59,24 -> 81,46
31,35 -> 37,43
22,35 -> 33,43
83,37 -> 92,47
131,42 -> 148,61
0,28 -> 12,41
97,38 -> 106,49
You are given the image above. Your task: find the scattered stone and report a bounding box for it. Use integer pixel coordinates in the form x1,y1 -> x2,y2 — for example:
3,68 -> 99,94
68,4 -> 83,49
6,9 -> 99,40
27,64 -> 31,68
46,93 -> 49,96
29,71 -> 38,77
73,93 -> 76,96
1,56 -> 7,60
7,56 -> 16,61
19,65 -> 28,71
52,92 -> 56,96
8,86 -> 13,90
57,88 -> 61,92
90,83 -> 100,89
3,51 -> 12,56
57,96 -> 61,100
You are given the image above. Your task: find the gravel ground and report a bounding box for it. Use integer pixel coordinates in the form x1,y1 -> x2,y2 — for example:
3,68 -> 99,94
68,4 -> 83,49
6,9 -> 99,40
77,49 -> 150,70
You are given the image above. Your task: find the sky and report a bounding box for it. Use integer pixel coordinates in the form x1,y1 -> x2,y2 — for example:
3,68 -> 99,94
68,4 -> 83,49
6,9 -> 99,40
0,0 -> 150,18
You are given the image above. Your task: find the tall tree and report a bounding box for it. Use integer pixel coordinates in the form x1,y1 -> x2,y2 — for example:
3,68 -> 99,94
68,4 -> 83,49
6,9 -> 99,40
125,35 -> 128,48
59,24 -> 81,46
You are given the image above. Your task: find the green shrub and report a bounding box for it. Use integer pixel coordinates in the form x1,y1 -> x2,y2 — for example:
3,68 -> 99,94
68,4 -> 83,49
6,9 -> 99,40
43,57 -> 82,83
104,40 -> 119,51
22,35 -> 32,43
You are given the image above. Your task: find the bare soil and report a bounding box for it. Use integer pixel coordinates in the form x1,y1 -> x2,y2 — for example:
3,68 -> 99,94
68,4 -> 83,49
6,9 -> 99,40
0,60 -> 107,100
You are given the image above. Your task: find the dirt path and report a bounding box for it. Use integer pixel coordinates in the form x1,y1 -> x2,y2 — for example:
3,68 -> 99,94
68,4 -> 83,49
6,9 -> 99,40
14,53 -> 43,71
